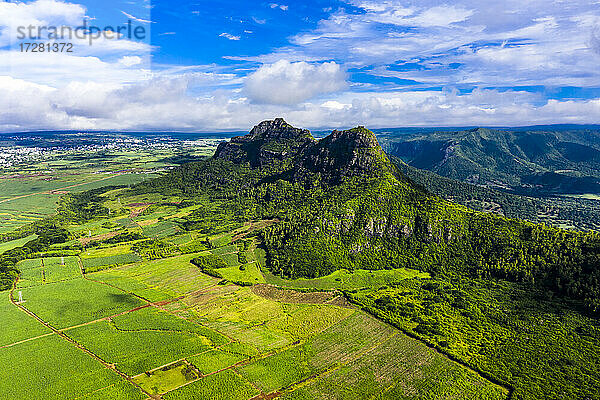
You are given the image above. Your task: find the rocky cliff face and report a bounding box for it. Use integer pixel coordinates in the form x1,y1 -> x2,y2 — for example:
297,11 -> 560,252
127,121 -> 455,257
294,126 -> 392,183
213,118 -> 314,168
214,119 -> 393,184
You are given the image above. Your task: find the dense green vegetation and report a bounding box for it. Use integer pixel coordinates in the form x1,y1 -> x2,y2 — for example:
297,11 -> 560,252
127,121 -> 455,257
380,127 -> 600,195
19,278 -> 145,328
0,335 -> 142,400
131,123 -> 600,317
0,222 -> 70,290
0,292 -> 50,346
1,121 -> 599,399
349,278 -> 600,399
393,156 -> 600,231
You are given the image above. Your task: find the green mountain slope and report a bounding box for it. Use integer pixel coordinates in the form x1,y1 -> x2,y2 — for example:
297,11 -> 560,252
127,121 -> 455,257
381,128 -> 600,195
137,119 -> 600,315
391,157 -> 600,231
4,119 -> 599,400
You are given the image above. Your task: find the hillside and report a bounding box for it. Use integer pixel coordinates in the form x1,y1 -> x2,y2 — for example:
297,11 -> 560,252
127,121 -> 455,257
391,157 -> 600,231
132,119 -> 600,399
138,119 -> 600,312
2,119 -> 600,400
380,127 -> 600,195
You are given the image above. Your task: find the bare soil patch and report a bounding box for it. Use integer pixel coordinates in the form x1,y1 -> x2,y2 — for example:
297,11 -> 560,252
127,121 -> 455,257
252,284 -> 352,307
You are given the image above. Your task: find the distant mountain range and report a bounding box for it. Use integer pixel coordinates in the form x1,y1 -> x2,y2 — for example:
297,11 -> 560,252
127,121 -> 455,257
378,127 -> 600,196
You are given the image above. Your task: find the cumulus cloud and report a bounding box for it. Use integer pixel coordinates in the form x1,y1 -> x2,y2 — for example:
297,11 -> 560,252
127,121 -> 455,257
2,71 -> 600,133
1,0 -> 599,133
118,56 -> 142,67
244,60 -> 347,105
0,0 -> 85,27
0,0 -> 85,45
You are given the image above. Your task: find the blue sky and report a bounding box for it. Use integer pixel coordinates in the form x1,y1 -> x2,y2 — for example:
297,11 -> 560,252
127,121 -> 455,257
1,0 -> 600,131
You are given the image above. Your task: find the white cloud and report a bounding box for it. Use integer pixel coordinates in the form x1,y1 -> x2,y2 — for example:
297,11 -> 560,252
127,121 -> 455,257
242,0 -> 600,90
2,72 -> 600,132
219,32 -> 240,41
405,6 -> 474,27
120,11 -> 151,24
118,55 -> 142,67
591,26 -> 600,55
244,60 -> 347,105
269,4 -> 288,11
0,0 -> 85,26
0,0 -> 85,45
1,0 -> 599,133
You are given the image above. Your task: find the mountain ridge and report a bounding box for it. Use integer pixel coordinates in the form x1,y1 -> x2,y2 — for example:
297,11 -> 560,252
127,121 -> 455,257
214,119 -> 395,184
381,128 -> 600,195
136,119 -> 600,314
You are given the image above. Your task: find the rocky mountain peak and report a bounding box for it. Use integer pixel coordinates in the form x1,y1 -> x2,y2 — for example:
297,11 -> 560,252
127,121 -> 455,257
213,120 -> 391,183
322,126 -> 381,151
293,126 -> 392,184
248,118 -> 311,140
213,118 -> 315,168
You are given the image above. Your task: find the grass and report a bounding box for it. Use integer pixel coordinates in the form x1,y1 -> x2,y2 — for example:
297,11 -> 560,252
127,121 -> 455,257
238,345 -> 315,393
132,361 -> 199,395
44,256 -> 81,282
76,381 -> 146,400
0,234 -> 38,255
17,256 -> 81,288
210,244 -> 237,255
188,349 -> 247,375
237,310 -> 507,399
142,221 -> 179,238
281,333 -> 508,400
184,286 -> 295,352
208,233 -> 233,248
0,292 -> 50,347
112,306 -> 229,346
66,319 -> 215,376
15,258 -> 42,270
82,253 -> 141,273
218,262 -> 266,284
90,253 -> 219,298
0,334 -> 138,400
264,267 -> 430,290
163,369 -> 258,400
219,252 -> 241,267
0,172 -> 154,234
81,244 -> 133,259
351,278 -> 600,400
19,278 -> 145,329
268,304 -> 354,341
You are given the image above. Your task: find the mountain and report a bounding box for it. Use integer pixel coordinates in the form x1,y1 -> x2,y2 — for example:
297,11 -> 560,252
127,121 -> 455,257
214,119 -> 392,183
380,127 -> 600,195
213,118 -> 315,168
137,119 -> 600,315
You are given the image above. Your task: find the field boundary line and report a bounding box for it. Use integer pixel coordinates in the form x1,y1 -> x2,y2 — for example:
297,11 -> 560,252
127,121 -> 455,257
70,382 -> 119,400
60,304 -> 152,332
8,279 -> 155,399
355,304 -> 514,399
0,332 -> 55,349
0,173 -> 126,205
